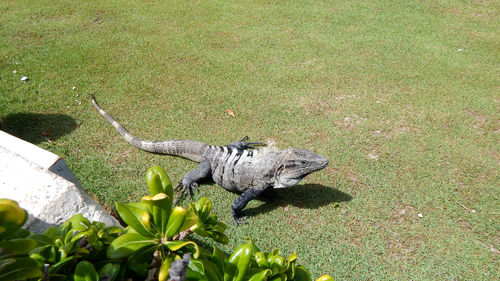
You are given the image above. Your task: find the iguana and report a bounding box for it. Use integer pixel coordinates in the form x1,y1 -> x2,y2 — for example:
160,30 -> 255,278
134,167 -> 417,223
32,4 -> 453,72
90,94 -> 328,224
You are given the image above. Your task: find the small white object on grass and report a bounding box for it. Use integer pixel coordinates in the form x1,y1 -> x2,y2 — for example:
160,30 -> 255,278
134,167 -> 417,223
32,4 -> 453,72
458,48 -> 463,52
13,70 -> 17,74
418,213 -> 424,218
367,153 -> 379,160
20,76 -> 28,81
72,86 -> 76,90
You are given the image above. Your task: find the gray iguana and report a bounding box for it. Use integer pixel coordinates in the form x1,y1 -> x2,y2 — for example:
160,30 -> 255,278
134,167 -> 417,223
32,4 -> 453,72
90,94 -> 328,224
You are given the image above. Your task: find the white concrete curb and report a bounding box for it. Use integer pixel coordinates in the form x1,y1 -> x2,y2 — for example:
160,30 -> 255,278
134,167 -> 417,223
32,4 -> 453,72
0,130 -> 120,232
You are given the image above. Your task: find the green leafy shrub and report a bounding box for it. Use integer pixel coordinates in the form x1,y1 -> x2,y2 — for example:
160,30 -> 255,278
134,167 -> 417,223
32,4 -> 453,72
105,166 -> 230,280
28,214 -> 122,279
0,199 -> 43,281
0,166 -> 333,281
188,237 -> 334,281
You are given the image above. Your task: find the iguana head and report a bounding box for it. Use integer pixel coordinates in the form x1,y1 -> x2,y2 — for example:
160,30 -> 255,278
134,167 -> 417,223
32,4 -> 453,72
274,149 -> 328,188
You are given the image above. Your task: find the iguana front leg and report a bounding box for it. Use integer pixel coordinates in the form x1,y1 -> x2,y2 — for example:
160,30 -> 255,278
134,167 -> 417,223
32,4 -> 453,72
175,160 -> 211,204
231,185 -> 272,225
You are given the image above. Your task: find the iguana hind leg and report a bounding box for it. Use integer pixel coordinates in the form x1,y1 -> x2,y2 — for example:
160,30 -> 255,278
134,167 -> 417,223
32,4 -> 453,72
231,185 -> 272,225
227,136 -> 266,150
174,160 -> 211,204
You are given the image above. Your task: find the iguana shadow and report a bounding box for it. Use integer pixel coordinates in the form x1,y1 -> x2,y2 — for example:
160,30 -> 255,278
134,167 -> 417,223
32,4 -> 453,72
1,113 -> 78,144
244,183 -> 352,218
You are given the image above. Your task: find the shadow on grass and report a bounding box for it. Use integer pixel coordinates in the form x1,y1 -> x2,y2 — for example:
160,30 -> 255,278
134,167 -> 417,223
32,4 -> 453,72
1,113 -> 78,144
244,184 -> 352,218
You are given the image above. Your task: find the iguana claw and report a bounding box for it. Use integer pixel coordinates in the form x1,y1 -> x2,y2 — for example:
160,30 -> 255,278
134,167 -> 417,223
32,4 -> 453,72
174,181 -> 199,205
231,209 -> 248,225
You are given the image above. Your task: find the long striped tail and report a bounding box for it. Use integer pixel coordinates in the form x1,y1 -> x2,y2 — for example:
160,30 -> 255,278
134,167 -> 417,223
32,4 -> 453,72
90,94 -> 207,162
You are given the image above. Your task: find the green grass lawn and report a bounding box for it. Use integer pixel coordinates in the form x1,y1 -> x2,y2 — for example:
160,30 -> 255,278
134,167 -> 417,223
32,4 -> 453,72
1,0 -> 498,279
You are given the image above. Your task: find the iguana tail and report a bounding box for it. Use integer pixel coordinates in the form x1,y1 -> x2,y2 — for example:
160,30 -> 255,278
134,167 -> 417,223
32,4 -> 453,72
90,94 -> 207,162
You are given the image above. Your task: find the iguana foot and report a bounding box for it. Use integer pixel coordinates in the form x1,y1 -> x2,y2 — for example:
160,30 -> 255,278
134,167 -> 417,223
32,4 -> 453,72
231,209 -> 247,225
174,161 -> 211,204
174,180 -> 199,204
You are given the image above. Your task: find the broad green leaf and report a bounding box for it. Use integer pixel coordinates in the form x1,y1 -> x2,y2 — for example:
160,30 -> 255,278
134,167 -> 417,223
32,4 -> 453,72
63,228 -> 79,244
43,227 -> 59,241
223,261 -> 237,281
141,193 -> 171,233
103,226 -> 123,235
255,252 -> 269,269
186,259 -> 208,281
146,166 -> 173,200
293,265 -> 311,281
165,240 -> 200,259
228,243 -> 252,281
0,199 -> 26,225
212,221 -> 228,233
211,231 -> 229,245
146,172 -> 163,196
45,273 -> 67,281
268,255 -> 284,275
30,245 -> 57,264
71,227 -> 96,244
248,269 -> 272,281
245,237 -> 261,253
209,246 -> 226,276
50,255 -> 81,273
99,263 -> 120,281
286,258 -> 296,280
74,260 -> 98,281
315,275 -> 335,281
0,238 -> 36,254
0,258 -> 15,268
127,202 -> 151,214
61,214 -> 90,232
115,202 -> 154,237
60,239 -> 89,257
126,244 -> 157,276
201,259 -> 223,281
0,201 -> 27,240
14,228 -> 30,238
269,273 -> 286,281
165,207 -> 194,238
192,197 -> 212,221
106,232 -> 155,259
28,233 -> 53,246
100,226 -> 123,244
179,210 -> 197,233
0,257 -> 43,281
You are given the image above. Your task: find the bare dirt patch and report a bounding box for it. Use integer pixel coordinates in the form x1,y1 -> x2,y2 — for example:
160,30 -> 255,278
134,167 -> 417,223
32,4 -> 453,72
391,204 -> 417,224
387,233 -> 423,261
458,220 -> 472,230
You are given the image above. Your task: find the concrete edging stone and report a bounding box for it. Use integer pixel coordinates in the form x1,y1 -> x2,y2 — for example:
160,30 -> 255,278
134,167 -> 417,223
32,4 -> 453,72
0,130 -> 120,233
